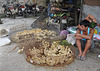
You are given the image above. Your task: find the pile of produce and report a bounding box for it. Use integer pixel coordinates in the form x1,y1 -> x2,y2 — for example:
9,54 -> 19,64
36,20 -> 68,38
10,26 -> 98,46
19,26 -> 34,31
12,29 -> 75,66
10,29 -> 57,42
25,40 -> 75,66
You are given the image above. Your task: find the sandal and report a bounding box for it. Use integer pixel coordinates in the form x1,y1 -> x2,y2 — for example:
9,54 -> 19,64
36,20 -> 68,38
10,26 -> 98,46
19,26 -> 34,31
81,56 -> 86,61
76,55 -> 81,60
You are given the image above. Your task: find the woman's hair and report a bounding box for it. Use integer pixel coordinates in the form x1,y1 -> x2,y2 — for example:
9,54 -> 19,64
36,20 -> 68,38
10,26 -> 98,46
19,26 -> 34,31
80,20 -> 90,27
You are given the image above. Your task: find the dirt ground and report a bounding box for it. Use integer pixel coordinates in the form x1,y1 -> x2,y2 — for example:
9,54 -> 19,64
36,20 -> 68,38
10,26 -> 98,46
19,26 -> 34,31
0,17 -> 100,71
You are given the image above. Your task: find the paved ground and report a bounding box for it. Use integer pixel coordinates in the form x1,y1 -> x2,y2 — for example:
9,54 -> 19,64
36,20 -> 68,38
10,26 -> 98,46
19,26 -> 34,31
0,17 -> 100,71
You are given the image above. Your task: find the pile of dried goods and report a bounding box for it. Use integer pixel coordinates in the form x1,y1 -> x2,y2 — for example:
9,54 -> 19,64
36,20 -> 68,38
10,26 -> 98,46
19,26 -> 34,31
12,29 -> 75,66
10,29 -> 57,42
25,40 -> 75,66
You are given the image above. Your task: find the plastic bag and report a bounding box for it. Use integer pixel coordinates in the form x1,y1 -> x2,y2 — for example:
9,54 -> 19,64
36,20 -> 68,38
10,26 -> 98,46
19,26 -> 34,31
0,37 -> 11,47
66,34 -> 76,45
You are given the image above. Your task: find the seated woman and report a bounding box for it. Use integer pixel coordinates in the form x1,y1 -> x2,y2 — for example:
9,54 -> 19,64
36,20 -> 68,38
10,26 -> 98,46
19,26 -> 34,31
75,15 -> 96,61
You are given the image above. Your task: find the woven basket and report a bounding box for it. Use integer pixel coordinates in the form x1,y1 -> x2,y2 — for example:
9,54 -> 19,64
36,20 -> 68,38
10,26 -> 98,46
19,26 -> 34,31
24,39 -> 75,67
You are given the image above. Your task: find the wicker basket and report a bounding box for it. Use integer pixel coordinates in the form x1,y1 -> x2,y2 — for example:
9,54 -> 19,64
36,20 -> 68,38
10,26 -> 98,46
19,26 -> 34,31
10,32 -> 34,43
23,39 -> 75,67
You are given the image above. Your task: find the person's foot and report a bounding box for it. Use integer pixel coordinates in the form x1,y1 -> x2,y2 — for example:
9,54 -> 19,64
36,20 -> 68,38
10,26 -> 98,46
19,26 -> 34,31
81,54 -> 86,61
76,53 -> 82,60
81,56 -> 86,61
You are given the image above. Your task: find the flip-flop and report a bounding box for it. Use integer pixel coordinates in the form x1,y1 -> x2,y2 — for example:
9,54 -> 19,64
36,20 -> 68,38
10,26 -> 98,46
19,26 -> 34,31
81,56 -> 86,61
76,55 -> 81,60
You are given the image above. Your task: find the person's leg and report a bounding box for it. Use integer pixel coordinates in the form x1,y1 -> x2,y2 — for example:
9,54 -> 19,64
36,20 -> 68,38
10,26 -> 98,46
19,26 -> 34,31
91,40 -> 95,49
81,40 -> 86,51
81,39 -> 91,59
76,39 -> 82,58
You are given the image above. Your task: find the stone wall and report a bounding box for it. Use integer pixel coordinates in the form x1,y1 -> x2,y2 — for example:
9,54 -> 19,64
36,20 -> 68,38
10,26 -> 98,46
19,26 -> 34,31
0,0 -> 47,13
0,0 -> 6,6
0,0 -> 47,6
36,0 -> 46,7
